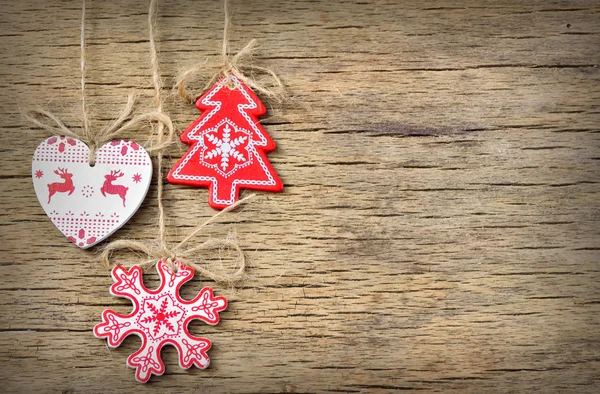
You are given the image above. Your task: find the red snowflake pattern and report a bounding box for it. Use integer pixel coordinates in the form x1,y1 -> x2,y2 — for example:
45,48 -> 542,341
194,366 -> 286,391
81,185 -> 94,198
132,173 -> 142,183
34,170 -> 44,179
94,260 -> 227,383
139,294 -> 184,338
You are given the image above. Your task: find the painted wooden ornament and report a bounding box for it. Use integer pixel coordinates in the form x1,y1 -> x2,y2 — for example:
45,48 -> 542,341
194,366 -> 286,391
31,137 -> 152,248
94,260 -> 227,383
167,75 -> 283,209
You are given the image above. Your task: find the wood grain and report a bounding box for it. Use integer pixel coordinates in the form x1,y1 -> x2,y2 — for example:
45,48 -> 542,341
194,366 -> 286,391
0,0 -> 599,392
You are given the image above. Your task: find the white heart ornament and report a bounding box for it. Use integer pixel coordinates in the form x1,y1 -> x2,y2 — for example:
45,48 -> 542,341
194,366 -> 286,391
32,137 -> 152,248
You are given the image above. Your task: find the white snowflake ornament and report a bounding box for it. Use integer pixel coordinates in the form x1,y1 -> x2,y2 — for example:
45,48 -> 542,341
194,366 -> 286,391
94,260 -> 227,383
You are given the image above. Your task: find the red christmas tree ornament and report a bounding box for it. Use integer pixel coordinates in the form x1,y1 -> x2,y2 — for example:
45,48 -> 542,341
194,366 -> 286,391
167,76 -> 283,209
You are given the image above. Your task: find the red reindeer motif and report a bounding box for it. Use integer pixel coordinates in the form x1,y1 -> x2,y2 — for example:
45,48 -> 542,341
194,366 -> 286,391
101,170 -> 129,207
47,168 -> 75,203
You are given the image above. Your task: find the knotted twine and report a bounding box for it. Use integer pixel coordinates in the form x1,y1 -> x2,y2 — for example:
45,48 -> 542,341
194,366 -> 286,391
100,0 -> 253,285
175,0 -> 286,105
23,0 -> 175,165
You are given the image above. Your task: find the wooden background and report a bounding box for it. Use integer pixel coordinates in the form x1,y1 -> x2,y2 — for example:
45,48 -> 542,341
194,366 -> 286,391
0,0 -> 599,392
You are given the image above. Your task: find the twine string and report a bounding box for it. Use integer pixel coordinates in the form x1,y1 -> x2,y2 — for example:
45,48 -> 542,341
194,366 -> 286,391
175,0 -> 285,105
100,0 -> 252,285
100,194 -> 253,283
80,0 -> 91,140
23,0 -> 175,165
148,0 -> 169,257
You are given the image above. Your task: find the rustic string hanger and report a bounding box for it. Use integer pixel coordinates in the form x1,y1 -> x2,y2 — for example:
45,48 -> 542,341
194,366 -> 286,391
23,0 -> 175,165
100,0 -> 254,285
175,0 -> 286,105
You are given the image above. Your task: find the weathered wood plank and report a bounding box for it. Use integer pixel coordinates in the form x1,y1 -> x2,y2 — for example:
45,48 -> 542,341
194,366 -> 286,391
0,0 -> 599,392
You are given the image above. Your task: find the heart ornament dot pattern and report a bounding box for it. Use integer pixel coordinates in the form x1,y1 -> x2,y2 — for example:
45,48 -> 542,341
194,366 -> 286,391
32,136 -> 152,248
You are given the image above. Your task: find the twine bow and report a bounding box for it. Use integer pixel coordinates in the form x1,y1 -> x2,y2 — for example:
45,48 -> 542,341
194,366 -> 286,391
25,95 -> 175,164
175,0 -> 285,105
23,0 -> 175,164
100,194 -> 253,283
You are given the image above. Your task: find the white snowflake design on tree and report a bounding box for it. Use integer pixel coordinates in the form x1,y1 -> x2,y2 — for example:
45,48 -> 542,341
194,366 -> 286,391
94,260 -> 227,383
201,118 -> 252,177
